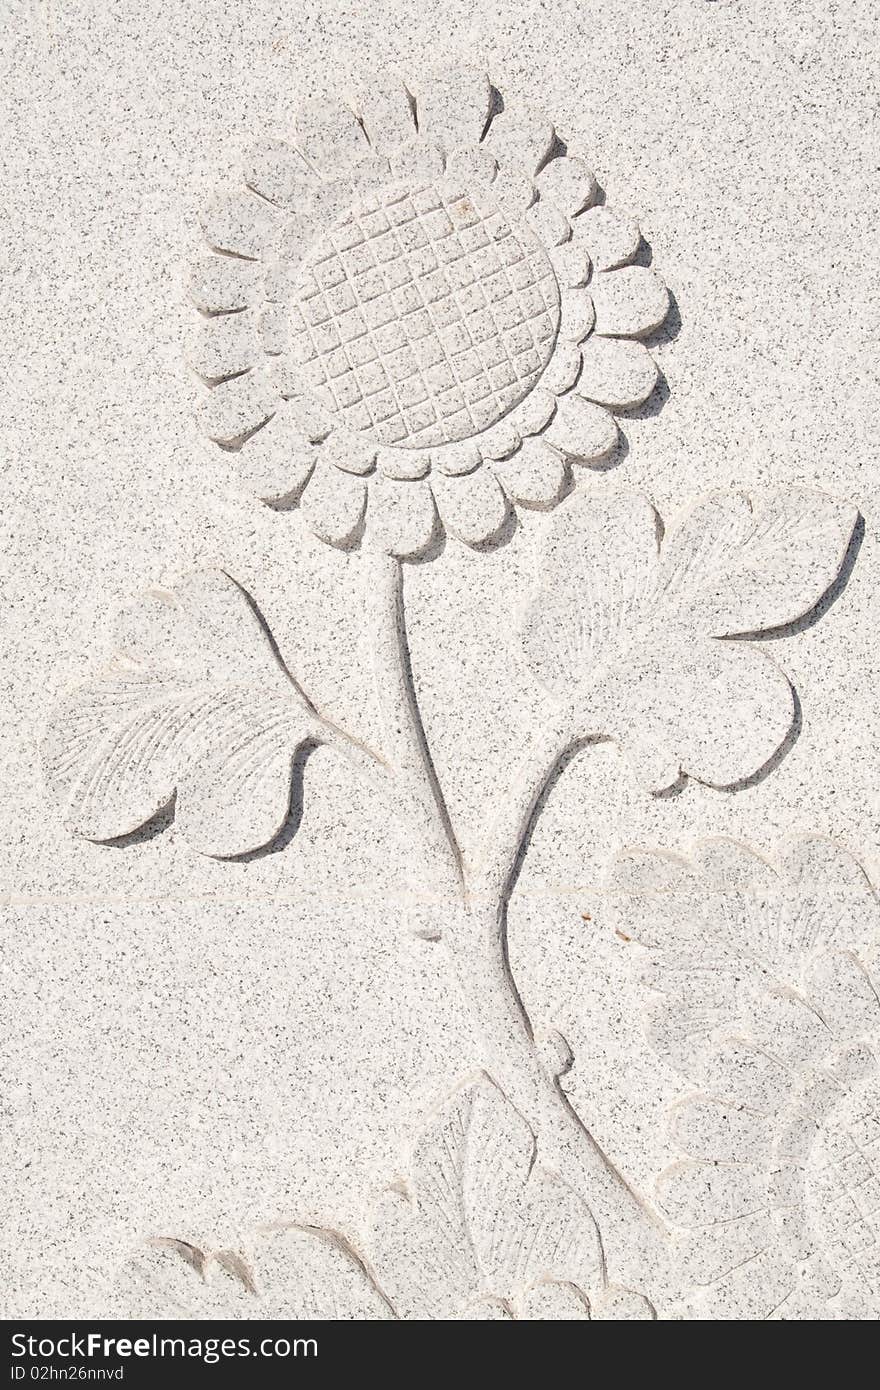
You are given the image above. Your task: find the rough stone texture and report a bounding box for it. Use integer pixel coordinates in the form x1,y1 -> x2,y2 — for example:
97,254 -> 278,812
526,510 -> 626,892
2,1 -> 879,1320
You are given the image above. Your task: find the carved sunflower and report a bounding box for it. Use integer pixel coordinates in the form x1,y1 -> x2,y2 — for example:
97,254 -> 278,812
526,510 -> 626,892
190,68 -> 668,556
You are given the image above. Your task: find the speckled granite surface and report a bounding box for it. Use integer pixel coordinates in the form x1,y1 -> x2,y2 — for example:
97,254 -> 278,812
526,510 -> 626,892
2,1 -> 879,1319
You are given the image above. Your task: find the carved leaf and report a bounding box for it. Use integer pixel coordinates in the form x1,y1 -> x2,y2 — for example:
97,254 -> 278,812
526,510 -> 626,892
368,1077 -> 602,1318
608,836 -> 880,1078
661,489 -> 858,635
251,1228 -> 392,1320
114,1231 -> 391,1320
519,491 -> 660,699
41,571 -> 319,856
519,489 -> 858,791
607,837 -> 880,1319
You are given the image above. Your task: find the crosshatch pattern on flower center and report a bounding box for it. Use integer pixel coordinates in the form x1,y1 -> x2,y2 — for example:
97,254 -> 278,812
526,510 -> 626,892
290,182 -> 561,449
807,1081 -> 880,1293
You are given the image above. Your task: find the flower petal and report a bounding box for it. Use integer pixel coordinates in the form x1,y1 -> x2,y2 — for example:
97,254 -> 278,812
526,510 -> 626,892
277,207 -> 321,266
613,635 -> 794,791
415,67 -> 491,151
380,449 -> 431,480
573,205 -> 641,270
389,138 -> 445,183
241,139 -> 317,207
549,240 -> 591,287
300,462 -> 366,546
576,336 -> 659,408
539,341 -> 582,393
196,371 -> 279,444
431,466 -> 509,546
493,439 -> 564,509
281,390 -> 332,442
444,146 -> 497,188
590,265 -> 669,337
558,287 -> 596,343
669,1095 -> 774,1164
263,261 -> 295,302
491,168 -> 535,216
543,394 -> 617,462
524,200 -> 570,247
320,431 -> 377,476
537,156 -> 597,216
479,418 -> 521,460
433,440 -> 482,476
486,108 -> 555,177
230,410 -> 315,503
356,77 -> 417,155
512,387 -> 556,437
656,1160 -> 768,1228
309,158 -> 392,224
259,304 -> 287,356
294,98 -> 371,176
368,476 -> 437,559
189,257 -> 261,312
186,312 -> 258,380
199,191 -> 280,259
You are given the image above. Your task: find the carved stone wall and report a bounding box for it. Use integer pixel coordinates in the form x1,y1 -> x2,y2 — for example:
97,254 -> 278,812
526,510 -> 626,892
2,1 -> 878,1320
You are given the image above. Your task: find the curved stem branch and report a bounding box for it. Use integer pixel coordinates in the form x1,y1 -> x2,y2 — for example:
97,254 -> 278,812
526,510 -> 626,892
458,710 -> 670,1291
361,563 -> 668,1297
469,704 -> 582,903
443,897 -> 669,1296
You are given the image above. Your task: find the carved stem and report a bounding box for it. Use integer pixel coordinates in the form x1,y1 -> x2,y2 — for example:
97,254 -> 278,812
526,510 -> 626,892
362,546 -> 463,901
444,896 -> 669,1295
469,705 -> 582,905
363,558 -> 667,1293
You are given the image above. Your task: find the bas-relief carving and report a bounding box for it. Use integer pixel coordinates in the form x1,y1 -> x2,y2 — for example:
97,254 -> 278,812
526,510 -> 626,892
115,1078 -> 653,1321
190,66 -> 666,551
39,69 -> 869,1318
609,837 -> 880,1320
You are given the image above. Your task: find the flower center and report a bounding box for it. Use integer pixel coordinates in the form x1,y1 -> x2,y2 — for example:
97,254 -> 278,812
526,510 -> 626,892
290,180 -> 560,450
805,1072 -> 880,1295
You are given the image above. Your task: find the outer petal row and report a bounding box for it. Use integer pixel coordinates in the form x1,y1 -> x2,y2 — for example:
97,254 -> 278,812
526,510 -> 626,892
286,462 -> 517,557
